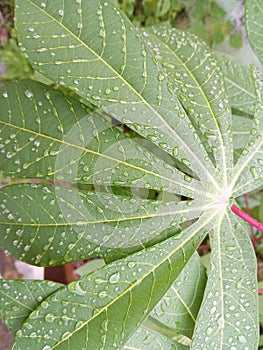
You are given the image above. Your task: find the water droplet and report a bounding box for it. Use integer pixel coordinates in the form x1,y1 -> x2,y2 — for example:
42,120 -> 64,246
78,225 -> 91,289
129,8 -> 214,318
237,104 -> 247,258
45,313 -> 56,323
58,9 -> 64,16
184,175 -> 192,182
74,79 -> 79,85
109,272 -> 120,284
61,331 -> 71,340
128,262 -> 135,268
7,213 -> 14,220
250,166 -> 258,179
206,326 -> 214,335
25,90 -> 33,99
28,26 -> 34,32
2,91 -> 8,98
40,2 -> 47,8
238,335 -> 247,343
98,290 -> 107,298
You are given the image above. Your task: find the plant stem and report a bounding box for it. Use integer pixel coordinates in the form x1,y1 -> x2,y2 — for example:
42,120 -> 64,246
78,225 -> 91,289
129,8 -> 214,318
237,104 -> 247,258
231,204 -> 263,233
244,194 -> 256,248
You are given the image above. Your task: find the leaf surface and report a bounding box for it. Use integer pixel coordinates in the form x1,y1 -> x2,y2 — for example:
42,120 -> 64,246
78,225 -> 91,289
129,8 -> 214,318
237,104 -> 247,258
214,52 -> 256,116
151,252 -> 206,338
123,325 -> 188,350
0,183 -> 202,265
232,68 -> 263,196
191,211 -> 258,349
15,0 -> 216,180
0,279 -> 62,335
245,0 -> 263,65
0,80 -> 198,198
145,27 -> 233,187
11,212 -> 215,350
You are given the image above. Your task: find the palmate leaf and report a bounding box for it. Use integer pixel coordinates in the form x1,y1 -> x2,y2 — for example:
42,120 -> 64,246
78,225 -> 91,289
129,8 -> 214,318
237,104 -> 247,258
0,0 -> 260,349
143,24 -> 259,349
0,80 -> 206,265
10,212 -> 215,350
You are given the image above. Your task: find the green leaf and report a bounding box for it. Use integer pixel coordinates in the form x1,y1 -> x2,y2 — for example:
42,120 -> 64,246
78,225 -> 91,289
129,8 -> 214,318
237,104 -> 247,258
0,183 -> 201,266
214,52 -> 256,116
229,33 -> 243,49
156,0 -> 171,17
210,1 -> 226,21
0,279 -> 62,335
192,211 -> 258,349
232,114 -> 253,151
245,0 -> 263,64
145,27 -> 233,186
0,80 -> 198,198
151,252 -> 207,338
232,68 -> 263,197
75,258 -> 106,277
11,213 -> 213,350
3,1 -> 260,348
123,325 -> 188,349
15,0 -> 216,180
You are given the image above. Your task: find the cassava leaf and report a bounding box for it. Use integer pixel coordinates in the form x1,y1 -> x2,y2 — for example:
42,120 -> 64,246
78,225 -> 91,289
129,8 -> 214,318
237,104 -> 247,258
10,212 -> 215,350
232,114 -> 253,151
151,252 -> 207,338
192,211 -> 258,349
214,52 -> 256,116
123,325 -> 188,350
144,27 -> 233,187
15,0 -> 216,180
245,0 -> 263,65
0,183 -> 202,266
0,279 -> 62,335
232,68 -> 263,197
0,80 -> 199,198
1,0 -> 260,349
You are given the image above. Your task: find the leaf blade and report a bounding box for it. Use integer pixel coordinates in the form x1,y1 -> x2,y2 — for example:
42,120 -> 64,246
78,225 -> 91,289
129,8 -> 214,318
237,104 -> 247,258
0,80 -> 199,198
191,211 -> 258,349
232,68 -> 263,196
11,212 -> 216,349
0,183 -> 203,266
145,27 -> 233,187
15,0 -> 218,180
0,279 -> 62,335
151,252 -> 206,339
245,0 -> 263,65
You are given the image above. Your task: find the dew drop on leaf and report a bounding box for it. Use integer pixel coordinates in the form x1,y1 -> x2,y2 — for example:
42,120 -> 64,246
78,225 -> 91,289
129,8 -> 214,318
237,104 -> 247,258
109,272 -> 120,284
98,290 -> 107,298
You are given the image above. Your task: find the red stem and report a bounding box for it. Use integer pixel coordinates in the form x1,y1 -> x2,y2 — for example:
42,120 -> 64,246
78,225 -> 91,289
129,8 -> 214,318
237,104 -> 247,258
231,204 -> 263,233
244,194 -> 257,248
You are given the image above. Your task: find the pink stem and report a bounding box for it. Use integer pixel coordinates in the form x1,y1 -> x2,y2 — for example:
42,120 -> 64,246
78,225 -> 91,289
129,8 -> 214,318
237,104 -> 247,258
258,289 -> 263,294
231,204 -> 263,233
244,194 -> 256,248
